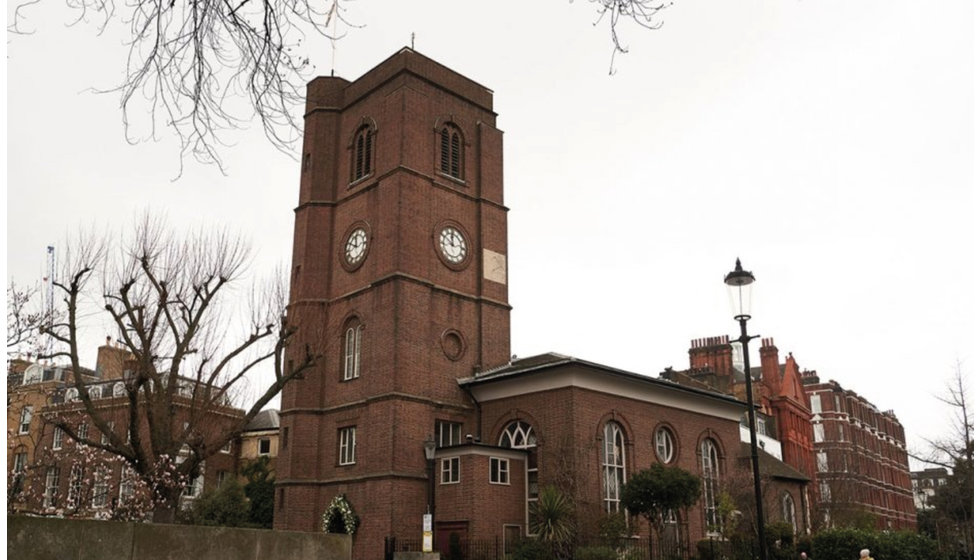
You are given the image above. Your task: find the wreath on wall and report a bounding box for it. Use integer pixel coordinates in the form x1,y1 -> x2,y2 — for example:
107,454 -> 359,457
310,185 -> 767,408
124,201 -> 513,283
321,494 -> 360,535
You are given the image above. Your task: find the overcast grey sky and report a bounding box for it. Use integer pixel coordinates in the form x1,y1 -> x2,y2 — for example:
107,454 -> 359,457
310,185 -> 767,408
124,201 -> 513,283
5,1 -> 975,467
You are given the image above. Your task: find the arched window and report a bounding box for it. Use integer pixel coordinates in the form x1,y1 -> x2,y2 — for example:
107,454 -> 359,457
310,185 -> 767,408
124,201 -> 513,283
23,365 -> 42,384
343,321 -> 363,381
655,425 -> 676,463
439,124 -> 462,179
700,438 -> 722,533
65,388 -> 79,402
352,125 -> 374,181
500,420 -> 538,529
781,491 -> 797,532
113,382 -> 126,398
89,386 -> 102,400
602,421 -> 627,513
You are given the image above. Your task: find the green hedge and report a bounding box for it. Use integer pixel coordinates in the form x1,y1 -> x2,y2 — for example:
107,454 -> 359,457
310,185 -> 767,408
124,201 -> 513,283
812,528 -> 938,560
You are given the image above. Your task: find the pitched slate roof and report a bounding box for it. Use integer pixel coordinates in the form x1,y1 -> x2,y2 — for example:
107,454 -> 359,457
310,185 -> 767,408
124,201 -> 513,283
737,442 -> 809,482
244,409 -> 280,432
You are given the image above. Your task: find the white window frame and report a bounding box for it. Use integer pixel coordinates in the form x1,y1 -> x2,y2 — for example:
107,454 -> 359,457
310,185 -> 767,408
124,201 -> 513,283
813,422 -> 825,443
13,452 -> 28,473
67,464 -> 83,508
221,440 -> 233,454
343,325 -> 362,381
436,420 -> 462,448
781,492 -> 797,532
602,422 -> 626,513
490,457 -> 510,485
440,457 -> 460,484
77,422 -> 89,442
701,438 -> 722,534
500,420 -> 538,535
119,467 -> 135,504
655,426 -> 675,463
92,466 -> 110,508
810,394 -> 822,414
339,427 -> 356,465
19,406 -> 33,434
258,438 -> 271,456
53,426 -> 64,450
816,451 -> 828,472
183,472 -> 204,498
43,467 -> 60,508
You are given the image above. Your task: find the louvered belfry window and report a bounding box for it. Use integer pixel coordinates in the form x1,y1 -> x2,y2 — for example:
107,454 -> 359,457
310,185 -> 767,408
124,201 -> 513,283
440,125 -> 462,179
353,126 -> 373,181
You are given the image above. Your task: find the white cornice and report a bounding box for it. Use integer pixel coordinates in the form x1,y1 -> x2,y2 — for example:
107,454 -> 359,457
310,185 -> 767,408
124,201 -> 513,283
466,363 -> 745,422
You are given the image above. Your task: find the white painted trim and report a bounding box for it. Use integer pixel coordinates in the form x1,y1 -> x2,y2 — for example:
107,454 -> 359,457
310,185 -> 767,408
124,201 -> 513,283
468,364 -> 744,422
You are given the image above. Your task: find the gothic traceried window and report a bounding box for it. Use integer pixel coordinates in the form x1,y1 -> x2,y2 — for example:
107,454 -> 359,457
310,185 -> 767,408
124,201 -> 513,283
500,421 -> 538,532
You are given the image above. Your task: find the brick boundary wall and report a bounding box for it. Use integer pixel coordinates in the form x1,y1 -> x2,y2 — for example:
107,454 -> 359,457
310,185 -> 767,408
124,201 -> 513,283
8,516 -> 351,560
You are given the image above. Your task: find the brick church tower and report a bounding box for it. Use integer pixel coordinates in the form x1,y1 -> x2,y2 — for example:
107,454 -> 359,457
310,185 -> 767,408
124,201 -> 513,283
275,49 -> 511,558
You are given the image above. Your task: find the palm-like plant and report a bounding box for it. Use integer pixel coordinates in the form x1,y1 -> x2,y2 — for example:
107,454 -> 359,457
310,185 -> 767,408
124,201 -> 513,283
529,485 -> 575,543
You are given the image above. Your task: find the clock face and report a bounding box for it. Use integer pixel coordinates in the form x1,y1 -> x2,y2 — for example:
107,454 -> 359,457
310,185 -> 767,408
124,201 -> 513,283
345,228 -> 368,266
439,227 -> 467,263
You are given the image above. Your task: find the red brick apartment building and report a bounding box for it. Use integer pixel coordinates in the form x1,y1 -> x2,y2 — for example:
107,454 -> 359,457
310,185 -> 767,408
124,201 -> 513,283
669,334 -> 916,533
275,49 -> 802,559
801,374 -> 916,530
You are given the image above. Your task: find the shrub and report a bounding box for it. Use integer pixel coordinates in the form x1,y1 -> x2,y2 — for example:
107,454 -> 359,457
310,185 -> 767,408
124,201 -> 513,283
574,546 -> 619,560
510,539 -> 552,560
765,522 -> 796,560
183,477 -> 250,527
813,528 -> 939,560
696,538 -> 732,560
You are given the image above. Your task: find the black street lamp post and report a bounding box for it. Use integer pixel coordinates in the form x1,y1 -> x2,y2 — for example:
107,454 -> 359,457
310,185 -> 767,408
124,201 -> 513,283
424,435 -> 437,514
725,258 -> 768,560
423,435 -> 437,551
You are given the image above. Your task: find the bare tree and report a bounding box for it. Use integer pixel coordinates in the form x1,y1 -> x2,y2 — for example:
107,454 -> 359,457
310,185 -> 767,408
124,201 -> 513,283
578,0 -> 673,74
916,361 -> 973,471
914,362 -> 973,558
37,215 -> 319,522
9,1 -> 668,171
9,0 -> 358,173
6,281 -> 52,356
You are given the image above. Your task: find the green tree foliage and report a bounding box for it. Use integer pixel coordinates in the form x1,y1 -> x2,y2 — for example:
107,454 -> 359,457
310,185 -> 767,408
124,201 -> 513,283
184,477 -> 250,527
763,522 -> 796,560
621,464 -> 701,528
241,456 -> 275,528
621,463 -> 701,559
